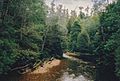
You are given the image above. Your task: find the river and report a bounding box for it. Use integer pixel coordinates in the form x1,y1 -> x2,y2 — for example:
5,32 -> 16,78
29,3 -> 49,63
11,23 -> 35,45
0,54 -> 95,81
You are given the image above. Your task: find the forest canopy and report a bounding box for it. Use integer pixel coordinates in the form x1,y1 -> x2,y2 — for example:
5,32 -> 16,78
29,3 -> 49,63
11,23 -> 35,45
0,0 -> 120,81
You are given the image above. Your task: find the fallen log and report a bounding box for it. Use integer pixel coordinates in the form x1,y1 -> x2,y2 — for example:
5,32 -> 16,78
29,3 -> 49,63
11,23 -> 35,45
11,64 -> 30,71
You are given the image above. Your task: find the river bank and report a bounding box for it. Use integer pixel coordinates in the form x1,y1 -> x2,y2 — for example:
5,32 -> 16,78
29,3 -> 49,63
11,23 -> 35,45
30,59 -> 62,74
0,54 -> 95,81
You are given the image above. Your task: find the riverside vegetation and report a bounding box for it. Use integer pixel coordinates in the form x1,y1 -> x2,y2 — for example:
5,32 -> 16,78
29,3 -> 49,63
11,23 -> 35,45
0,0 -> 120,81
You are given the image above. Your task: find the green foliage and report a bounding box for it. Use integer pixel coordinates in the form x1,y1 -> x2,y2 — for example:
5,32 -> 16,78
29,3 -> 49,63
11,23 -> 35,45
79,11 -> 85,19
67,21 -> 81,52
1,1 -> 120,80
0,0 -> 46,74
77,32 -> 90,52
44,24 -> 63,58
115,46 -> 120,77
0,39 -> 18,74
76,15 -> 100,53
94,0 -> 120,80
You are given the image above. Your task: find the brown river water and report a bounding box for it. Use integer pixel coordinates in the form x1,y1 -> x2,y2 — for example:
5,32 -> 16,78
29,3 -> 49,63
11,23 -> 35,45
0,54 -> 95,81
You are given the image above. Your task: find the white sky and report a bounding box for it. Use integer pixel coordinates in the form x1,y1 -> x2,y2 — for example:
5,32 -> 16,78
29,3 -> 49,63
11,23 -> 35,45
45,0 -> 114,15
45,0 -> 93,14
45,0 -> 93,8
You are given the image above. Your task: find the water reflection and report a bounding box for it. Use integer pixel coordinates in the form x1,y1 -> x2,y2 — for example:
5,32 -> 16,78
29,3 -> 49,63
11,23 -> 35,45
59,72 -> 90,81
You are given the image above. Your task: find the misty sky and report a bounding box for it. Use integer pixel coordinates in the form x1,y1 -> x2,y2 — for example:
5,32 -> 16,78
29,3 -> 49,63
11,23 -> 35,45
45,0 -> 93,14
45,0 -> 93,8
45,0 -> 114,14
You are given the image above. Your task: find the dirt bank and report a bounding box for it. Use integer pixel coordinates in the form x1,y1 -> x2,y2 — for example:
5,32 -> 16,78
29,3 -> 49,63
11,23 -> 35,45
30,59 -> 61,74
19,59 -> 67,81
